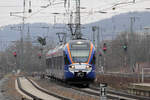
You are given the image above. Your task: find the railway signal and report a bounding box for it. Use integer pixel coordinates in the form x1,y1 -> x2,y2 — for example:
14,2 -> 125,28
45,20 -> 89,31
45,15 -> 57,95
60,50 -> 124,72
99,52 -> 102,56
28,0 -> 32,13
103,43 -> 107,53
37,37 -> 46,46
13,51 -> 17,58
38,53 -> 41,59
123,43 -> 127,51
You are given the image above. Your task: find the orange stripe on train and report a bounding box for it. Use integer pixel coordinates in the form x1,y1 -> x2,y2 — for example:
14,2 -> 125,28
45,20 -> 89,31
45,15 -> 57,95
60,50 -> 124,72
67,43 -> 74,64
87,43 -> 93,64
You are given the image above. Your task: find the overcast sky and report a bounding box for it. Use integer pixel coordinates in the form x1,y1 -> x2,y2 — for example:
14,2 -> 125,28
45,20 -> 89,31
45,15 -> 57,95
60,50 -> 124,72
0,0 -> 150,27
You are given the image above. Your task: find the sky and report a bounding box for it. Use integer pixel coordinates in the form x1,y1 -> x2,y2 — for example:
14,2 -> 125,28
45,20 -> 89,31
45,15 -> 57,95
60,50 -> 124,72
0,0 -> 150,27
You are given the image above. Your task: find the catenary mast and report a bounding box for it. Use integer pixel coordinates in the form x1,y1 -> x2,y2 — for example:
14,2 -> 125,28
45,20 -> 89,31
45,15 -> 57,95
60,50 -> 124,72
66,0 -> 82,39
74,0 -> 82,39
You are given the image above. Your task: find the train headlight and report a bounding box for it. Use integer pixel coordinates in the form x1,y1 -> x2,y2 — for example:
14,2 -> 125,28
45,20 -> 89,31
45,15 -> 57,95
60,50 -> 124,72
86,65 -> 92,70
69,65 -> 75,69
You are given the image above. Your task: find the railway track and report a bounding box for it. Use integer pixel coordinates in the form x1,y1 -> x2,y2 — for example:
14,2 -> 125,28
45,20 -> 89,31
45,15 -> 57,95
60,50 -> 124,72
16,76 -> 71,100
82,86 -> 150,100
44,76 -> 150,100
18,76 -> 150,100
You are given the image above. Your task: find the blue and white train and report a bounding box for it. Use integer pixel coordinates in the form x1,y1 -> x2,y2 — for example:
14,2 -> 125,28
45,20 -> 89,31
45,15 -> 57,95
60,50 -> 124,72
46,39 -> 96,85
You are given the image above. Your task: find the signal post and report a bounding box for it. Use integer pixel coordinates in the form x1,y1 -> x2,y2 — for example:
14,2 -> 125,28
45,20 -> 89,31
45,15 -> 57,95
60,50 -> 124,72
100,83 -> 107,100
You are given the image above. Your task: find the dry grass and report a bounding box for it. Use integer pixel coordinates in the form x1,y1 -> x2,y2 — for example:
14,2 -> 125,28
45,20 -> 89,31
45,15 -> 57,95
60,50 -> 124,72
96,74 -> 150,90
3,74 -> 24,100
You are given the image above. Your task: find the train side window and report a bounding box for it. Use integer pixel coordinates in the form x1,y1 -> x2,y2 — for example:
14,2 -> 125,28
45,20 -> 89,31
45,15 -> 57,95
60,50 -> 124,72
59,57 -> 61,69
49,58 -> 52,67
53,57 -> 56,69
58,56 -> 60,69
55,57 -> 57,69
60,56 -> 63,69
46,59 -> 49,67
51,57 -> 54,69
56,57 -> 58,69
46,59 -> 48,65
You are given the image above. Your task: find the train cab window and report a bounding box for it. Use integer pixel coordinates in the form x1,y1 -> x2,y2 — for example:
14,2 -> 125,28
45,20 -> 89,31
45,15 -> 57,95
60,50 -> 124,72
46,59 -> 49,66
46,58 -> 51,68
70,42 -> 90,63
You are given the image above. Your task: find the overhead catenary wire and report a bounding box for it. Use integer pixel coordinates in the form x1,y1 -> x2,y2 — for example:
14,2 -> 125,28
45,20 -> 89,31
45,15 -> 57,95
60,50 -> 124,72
0,0 -> 150,27
27,1 -> 64,19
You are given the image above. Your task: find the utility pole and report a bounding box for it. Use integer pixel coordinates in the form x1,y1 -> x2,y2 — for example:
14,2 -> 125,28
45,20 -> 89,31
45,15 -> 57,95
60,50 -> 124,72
144,27 -> 150,63
20,0 -> 25,70
26,26 -> 31,42
10,0 -> 33,71
66,0 -> 82,40
74,0 -> 81,39
92,26 -> 96,45
69,12 -> 74,39
92,26 -> 101,72
129,16 -> 140,72
130,17 -> 135,36
129,16 -> 141,73
130,17 -> 135,73
26,26 -> 32,71
97,27 -> 100,72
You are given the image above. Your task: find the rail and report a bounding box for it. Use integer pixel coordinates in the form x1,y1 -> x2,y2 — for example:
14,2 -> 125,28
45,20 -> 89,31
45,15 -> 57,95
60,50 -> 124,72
17,77 -> 42,100
17,76 -> 72,100
25,77 -> 72,100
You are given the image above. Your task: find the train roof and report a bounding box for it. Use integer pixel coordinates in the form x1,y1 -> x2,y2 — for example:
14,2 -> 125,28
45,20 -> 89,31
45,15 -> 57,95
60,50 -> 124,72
46,39 -> 93,57
68,39 -> 91,44
46,44 -> 65,57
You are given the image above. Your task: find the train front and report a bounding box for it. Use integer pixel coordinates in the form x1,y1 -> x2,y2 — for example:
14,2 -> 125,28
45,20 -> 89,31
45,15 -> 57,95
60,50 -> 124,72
64,40 -> 96,84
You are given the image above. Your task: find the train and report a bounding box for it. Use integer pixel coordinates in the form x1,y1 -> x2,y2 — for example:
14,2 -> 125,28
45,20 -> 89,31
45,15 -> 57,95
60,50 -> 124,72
46,39 -> 96,86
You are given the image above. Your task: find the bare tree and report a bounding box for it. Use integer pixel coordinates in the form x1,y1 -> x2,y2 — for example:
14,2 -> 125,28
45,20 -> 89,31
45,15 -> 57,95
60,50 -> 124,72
100,31 -> 149,73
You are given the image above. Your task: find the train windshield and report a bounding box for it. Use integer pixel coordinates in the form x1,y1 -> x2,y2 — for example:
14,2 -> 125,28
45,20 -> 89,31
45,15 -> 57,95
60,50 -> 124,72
70,42 -> 90,63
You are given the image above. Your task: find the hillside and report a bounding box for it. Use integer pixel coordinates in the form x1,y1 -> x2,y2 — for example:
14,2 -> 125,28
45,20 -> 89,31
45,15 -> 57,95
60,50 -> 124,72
0,11 -> 150,43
